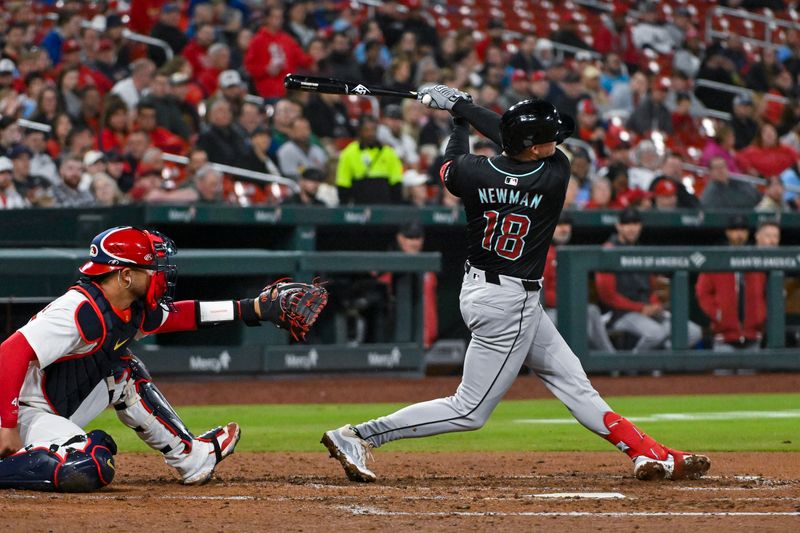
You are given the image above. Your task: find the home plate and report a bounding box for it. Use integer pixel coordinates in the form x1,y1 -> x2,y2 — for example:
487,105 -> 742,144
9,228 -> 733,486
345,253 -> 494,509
533,492 -> 626,499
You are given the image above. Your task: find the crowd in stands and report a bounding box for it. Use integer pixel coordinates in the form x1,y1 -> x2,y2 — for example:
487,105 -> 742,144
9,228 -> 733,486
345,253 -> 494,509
1,0 -> 799,212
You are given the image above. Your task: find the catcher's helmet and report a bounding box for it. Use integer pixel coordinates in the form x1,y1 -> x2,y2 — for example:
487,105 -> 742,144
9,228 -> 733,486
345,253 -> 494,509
500,99 -> 575,155
79,226 -> 177,310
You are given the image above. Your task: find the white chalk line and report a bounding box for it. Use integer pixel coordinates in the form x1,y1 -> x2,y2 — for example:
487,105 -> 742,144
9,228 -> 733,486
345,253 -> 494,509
340,505 -> 800,518
515,409 -> 800,424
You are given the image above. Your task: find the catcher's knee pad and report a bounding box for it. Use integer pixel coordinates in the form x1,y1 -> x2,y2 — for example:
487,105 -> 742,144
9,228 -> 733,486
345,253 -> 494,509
113,356 -> 194,455
0,430 -> 117,492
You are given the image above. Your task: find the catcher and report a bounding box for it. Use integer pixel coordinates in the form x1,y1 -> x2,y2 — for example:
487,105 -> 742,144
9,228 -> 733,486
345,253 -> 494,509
0,226 -> 327,491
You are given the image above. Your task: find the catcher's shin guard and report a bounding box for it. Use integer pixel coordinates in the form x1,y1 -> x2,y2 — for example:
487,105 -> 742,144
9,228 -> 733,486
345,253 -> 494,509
111,356 -> 240,483
0,430 -> 117,492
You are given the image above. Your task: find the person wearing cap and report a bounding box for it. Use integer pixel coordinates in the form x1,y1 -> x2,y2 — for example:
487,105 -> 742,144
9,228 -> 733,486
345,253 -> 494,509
631,2 -> 677,55
649,153 -> 700,208
729,92 -> 758,149
596,208 -> 702,351
377,104 -> 419,168
650,179 -> 678,210
626,76 -> 673,136
696,215 -> 766,352
2,22 -> 26,65
499,70 -> 532,111
52,154 -> 95,208
7,144 -> 34,196
700,156 -> 761,209
241,125 -> 282,176
0,59 -> 15,90
166,71 -> 202,136
148,3 -> 188,67
543,213 -> 616,352
0,156 -> 29,209
89,38 -> 127,84
283,167 -> 328,206
276,117 -> 329,181
245,6 -> 311,99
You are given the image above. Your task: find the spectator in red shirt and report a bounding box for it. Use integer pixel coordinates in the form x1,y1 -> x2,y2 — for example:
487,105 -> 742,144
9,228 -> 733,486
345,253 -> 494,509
97,98 -> 129,154
595,208 -> 702,351
134,101 -> 188,155
736,123 -> 799,178
543,213 -> 616,352
245,6 -> 311,100
182,23 -> 216,77
695,216 -> 770,351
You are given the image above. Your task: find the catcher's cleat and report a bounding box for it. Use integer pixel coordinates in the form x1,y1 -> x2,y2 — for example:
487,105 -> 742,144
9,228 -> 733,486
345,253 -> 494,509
181,422 -> 241,485
321,425 -> 376,483
634,449 -> 711,481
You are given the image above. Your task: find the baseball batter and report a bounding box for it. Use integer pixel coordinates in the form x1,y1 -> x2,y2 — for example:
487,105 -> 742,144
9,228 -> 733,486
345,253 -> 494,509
322,86 -> 710,483
0,226 -> 326,491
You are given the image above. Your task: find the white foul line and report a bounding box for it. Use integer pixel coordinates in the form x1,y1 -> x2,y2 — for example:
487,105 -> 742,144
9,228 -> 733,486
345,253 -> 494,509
341,506 -> 800,517
514,409 -> 800,424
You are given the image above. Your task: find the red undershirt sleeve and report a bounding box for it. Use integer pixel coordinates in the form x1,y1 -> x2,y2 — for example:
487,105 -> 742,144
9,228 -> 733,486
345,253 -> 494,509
151,300 -> 199,334
0,332 -> 37,428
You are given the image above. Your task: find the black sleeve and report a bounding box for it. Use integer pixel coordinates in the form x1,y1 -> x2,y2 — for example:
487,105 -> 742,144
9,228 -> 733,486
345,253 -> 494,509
443,117 -> 470,162
451,100 -> 503,146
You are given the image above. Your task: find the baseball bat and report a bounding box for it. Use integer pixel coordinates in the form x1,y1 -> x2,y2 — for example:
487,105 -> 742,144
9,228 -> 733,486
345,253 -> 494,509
284,74 -> 418,99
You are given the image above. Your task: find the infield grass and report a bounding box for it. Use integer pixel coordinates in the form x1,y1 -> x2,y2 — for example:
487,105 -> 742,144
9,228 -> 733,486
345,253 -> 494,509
91,392 -> 800,453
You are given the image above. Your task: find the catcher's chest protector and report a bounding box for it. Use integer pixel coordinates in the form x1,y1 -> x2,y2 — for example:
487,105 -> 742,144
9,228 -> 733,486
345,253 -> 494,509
42,281 -> 144,418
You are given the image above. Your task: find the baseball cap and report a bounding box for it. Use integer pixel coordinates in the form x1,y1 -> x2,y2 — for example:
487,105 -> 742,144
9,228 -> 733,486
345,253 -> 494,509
578,98 -> 597,115
733,93 -> 753,106
250,124 -> 270,137
535,38 -> 553,51
300,167 -> 326,182
488,18 -> 505,30
653,76 -> 671,91
162,3 -> 180,13
399,221 -> 424,239
105,14 -> 124,28
575,50 -> 593,62
219,70 -> 243,89
511,69 -> 527,82
582,65 -> 601,79
8,144 -> 32,159
62,39 -> 81,54
98,38 -> 114,52
106,150 -> 126,163
0,157 -> 12,173
170,72 -> 190,85
384,104 -> 403,119
618,206 -> 642,224
563,71 -> 581,84
727,214 -> 749,230
653,179 -> 677,197
530,70 -> 547,82
83,150 -> 106,167
0,59 -> 15,74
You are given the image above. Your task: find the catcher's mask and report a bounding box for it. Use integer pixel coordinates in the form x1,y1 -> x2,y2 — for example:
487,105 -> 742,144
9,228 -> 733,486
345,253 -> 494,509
79,226 -> 178,311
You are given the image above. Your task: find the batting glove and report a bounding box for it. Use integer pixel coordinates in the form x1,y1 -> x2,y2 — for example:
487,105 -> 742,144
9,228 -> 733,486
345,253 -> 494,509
417,84 -> 472,111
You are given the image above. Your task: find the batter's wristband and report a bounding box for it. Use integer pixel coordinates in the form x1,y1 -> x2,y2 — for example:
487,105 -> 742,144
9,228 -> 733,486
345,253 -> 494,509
237,299 -> 261,327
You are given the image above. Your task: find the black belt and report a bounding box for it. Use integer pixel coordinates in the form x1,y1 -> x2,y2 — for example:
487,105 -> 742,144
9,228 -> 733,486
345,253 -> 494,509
465,262 -> 541,292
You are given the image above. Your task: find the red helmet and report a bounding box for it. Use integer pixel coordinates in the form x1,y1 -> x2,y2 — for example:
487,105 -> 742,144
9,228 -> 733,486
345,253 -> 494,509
79,226 -> 177,310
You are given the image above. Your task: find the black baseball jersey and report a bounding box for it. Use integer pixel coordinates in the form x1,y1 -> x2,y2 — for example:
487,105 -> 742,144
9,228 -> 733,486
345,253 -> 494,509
441,116 -> 570,280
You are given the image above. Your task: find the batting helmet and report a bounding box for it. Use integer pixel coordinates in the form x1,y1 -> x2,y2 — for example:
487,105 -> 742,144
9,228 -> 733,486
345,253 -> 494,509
499,99 -> 575,155
79,226 -> 177,310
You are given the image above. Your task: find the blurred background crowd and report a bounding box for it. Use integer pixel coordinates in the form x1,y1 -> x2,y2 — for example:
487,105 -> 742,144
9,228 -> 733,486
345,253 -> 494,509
0,0 -> 799,212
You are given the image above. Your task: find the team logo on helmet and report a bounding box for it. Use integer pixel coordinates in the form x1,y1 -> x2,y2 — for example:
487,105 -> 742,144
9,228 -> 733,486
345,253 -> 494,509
89,244 -> 98,257
144,253 -> 154,261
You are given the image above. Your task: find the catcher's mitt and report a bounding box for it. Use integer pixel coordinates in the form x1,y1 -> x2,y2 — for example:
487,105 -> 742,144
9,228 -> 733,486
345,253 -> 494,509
257,278 -> 328,340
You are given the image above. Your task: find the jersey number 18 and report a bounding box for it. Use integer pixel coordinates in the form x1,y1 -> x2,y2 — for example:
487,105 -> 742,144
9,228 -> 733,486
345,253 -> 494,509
481,211 -> 531,261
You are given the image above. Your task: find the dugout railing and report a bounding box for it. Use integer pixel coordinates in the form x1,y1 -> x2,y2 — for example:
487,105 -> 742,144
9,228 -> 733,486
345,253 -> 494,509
0,248 -> 440,376
556,245 -> 800,372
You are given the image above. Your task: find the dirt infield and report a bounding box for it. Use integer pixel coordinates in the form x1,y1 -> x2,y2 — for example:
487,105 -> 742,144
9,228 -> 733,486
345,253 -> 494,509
2,373 -> 799,531
2,452 -> 798,531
